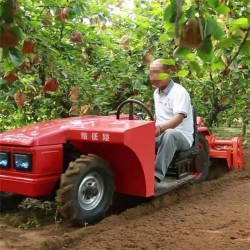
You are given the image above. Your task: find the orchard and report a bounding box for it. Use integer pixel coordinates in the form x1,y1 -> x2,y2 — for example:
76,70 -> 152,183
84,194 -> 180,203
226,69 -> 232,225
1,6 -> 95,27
0,0 -> 249,132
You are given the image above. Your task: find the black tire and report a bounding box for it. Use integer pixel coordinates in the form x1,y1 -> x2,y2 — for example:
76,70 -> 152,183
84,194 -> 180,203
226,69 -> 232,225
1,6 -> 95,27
0,192 -> 24,213
193,133 -> 210,183
57,154 -> 114,226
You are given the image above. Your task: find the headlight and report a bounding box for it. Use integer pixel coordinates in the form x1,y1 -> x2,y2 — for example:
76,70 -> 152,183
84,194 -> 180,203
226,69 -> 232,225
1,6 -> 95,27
0,151 -> 10,168
14,153 -> 32,171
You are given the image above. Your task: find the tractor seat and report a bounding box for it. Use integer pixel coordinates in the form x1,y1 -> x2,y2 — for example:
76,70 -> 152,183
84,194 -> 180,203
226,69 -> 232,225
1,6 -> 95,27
172,107 -> 199,162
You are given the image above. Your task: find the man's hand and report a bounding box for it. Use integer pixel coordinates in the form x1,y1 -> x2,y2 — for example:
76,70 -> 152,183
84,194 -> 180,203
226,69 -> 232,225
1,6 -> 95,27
158,114 -> 185,133
155,125 -> 161,137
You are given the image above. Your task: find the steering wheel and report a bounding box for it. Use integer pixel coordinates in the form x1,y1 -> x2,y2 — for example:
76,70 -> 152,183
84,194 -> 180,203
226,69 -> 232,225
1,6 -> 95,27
116,99 -> 154,121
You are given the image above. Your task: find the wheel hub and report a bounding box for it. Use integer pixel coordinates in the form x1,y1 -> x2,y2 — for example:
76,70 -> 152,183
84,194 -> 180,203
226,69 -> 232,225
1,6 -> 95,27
78,173 -> 104,211
84,186 -> 99,197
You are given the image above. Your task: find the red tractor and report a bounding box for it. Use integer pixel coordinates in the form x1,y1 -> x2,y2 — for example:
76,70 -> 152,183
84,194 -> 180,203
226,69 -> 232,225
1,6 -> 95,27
0,99 -> 244,225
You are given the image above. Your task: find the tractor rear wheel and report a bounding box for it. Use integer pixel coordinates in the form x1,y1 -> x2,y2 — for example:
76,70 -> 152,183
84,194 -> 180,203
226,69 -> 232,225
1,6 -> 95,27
57,154 -> 114,226
193,133 -> 210,183
0,192 -> 24,212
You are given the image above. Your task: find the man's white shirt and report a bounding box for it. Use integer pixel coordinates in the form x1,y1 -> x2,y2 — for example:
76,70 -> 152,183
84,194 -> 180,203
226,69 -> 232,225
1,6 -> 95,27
154,80 -> 194,147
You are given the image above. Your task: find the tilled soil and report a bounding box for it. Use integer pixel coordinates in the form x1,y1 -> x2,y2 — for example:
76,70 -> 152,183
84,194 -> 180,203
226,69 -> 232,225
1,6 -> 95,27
0,149 -> 249,250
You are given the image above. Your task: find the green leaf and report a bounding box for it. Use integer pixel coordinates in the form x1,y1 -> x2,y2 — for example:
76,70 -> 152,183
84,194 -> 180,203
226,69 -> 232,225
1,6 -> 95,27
240,40 -> 250,56
162,59 -> 175,65
215,4 -> 230,15
29,21 -> 41,28
216,37 -> 235,48
208,0 -> 219,8
8,48 -> 21,66
211,61 -> 224,71
198,37 -> 213,54
61,71 -> 68,78
35,77 -> 42,84
158,73 -> 169,80
137,22 -> 149,29
245,60 -> 250,68
190,61 -> 201,74
177,70 -> 189,77
103,38 -> 111,46
159,34 -> 170,43
186,6 -> 195,19
235,18 -> 249,26
205,18 -> 224,40
197,37 -> 214,62
163,0 -> 177,24
185,53 -> 195,61
230,18 -> 249,32
11,26 -> 23,40
1,0 -> 16,23
173,47 -> 191,57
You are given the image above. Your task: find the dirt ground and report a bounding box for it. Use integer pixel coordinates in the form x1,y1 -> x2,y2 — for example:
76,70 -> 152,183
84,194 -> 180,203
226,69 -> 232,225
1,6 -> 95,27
0,149 -> 249,250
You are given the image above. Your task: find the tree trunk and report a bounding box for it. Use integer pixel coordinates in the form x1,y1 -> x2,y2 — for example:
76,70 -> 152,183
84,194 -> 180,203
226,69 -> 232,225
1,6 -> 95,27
206,98 -> 232,128
242,124 -> 247,136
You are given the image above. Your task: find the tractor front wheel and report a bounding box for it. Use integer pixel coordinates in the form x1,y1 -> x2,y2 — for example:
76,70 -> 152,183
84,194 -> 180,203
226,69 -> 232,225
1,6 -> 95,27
57,154 -> 114,226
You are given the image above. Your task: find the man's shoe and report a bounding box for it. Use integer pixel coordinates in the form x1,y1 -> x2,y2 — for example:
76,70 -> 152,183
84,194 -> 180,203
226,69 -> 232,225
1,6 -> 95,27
154,176 -> 161,183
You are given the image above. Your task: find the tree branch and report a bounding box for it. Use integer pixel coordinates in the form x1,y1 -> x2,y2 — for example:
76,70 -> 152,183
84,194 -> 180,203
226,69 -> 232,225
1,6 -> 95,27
222,26 -> 250,74
175,0 -> 182,44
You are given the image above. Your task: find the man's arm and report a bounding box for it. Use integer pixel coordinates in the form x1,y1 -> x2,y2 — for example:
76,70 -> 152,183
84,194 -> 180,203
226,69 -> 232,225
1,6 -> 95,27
155,113 -> 185,136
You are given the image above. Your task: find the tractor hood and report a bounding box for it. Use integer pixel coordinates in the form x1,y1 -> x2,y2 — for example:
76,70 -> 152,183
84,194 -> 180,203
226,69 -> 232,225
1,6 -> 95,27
0,116 -> 154,147
0,116 -> 105,146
